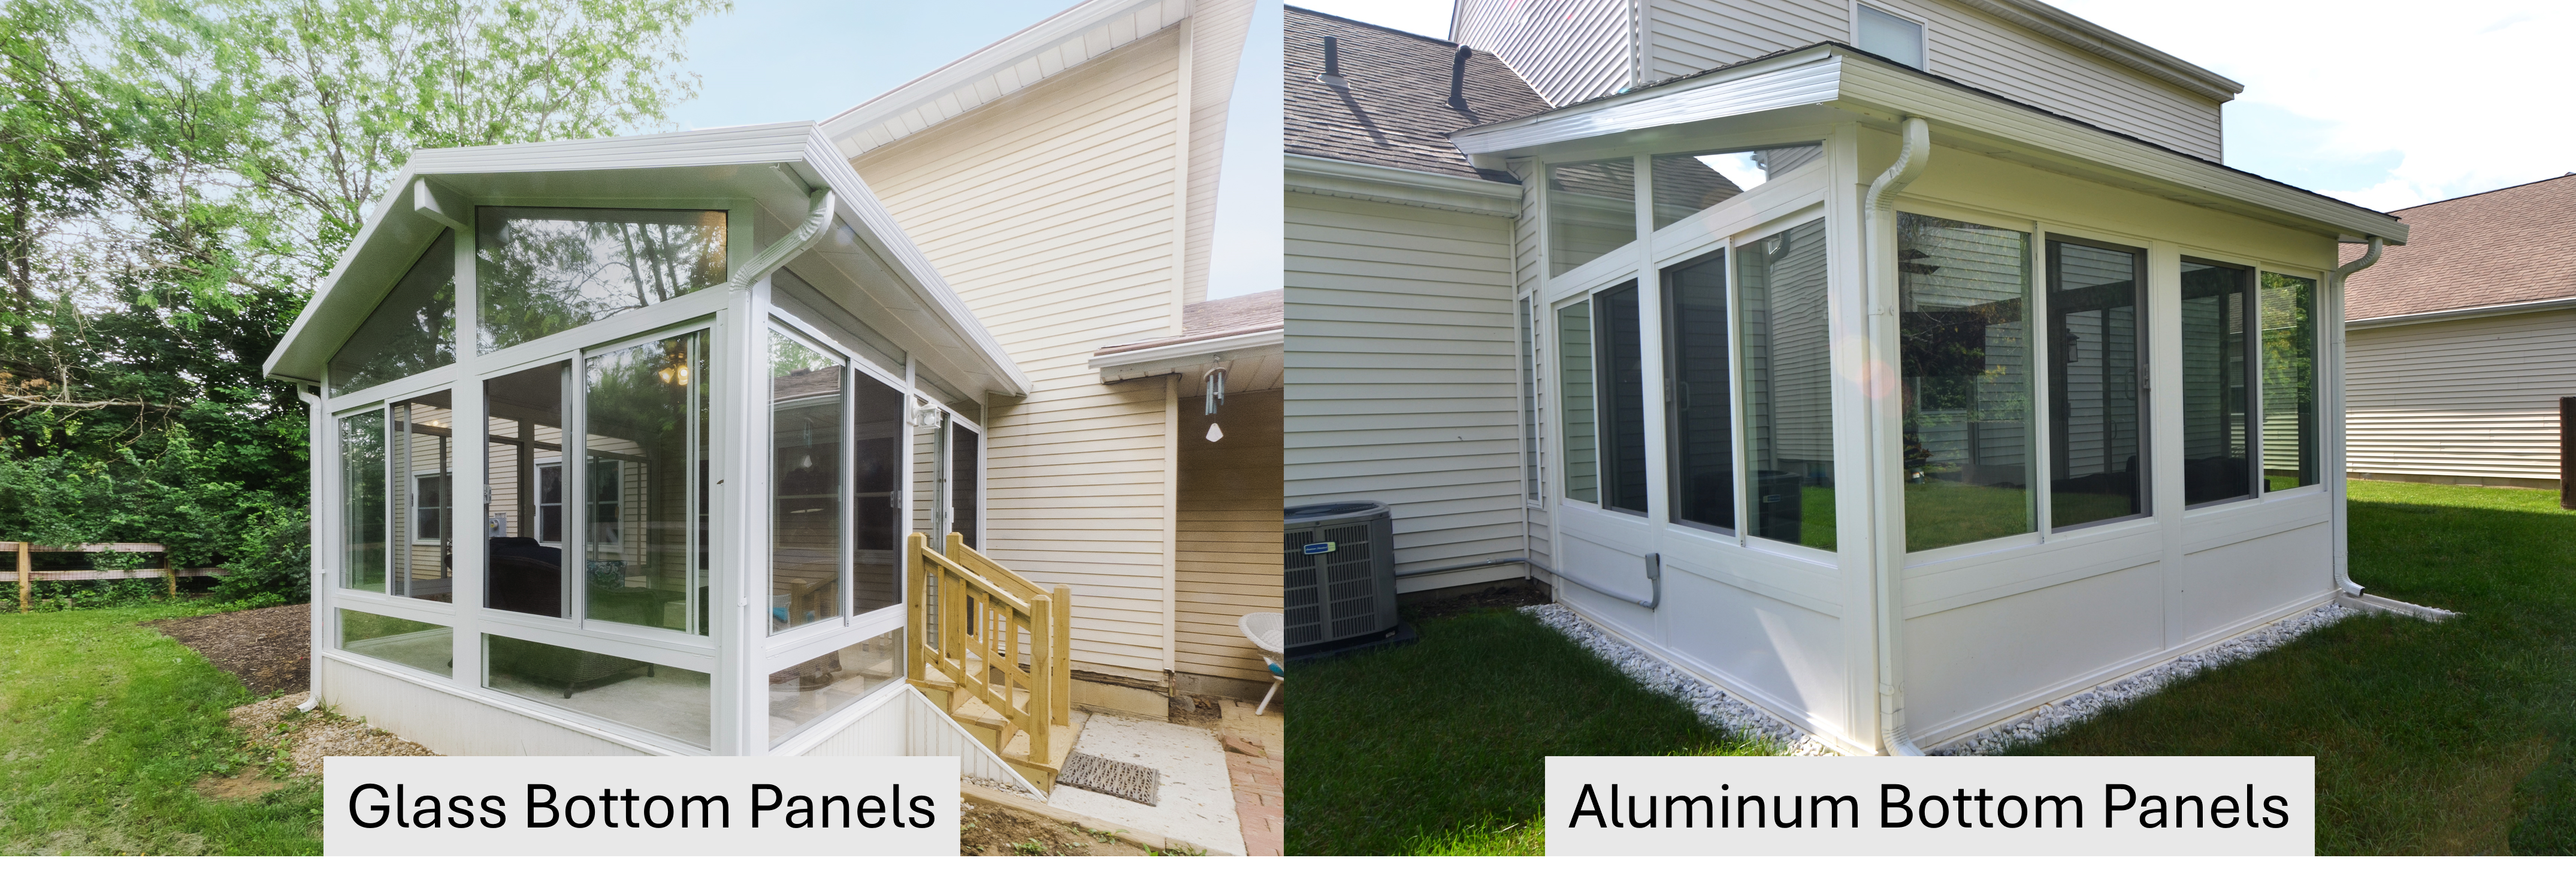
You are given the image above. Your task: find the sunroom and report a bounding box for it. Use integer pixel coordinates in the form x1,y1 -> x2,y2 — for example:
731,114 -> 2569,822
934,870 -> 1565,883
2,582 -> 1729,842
264,123 -> 1042,772
1453,45 -> 2411,754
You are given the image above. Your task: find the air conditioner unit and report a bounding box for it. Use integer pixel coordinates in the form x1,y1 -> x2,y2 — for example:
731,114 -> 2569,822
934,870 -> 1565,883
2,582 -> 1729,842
1283,500 -> 1400,659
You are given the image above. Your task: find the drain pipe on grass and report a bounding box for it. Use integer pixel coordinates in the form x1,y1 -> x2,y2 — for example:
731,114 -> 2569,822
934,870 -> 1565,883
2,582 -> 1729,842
2329,237 -> 2385,599
1864,116 -> 1931,756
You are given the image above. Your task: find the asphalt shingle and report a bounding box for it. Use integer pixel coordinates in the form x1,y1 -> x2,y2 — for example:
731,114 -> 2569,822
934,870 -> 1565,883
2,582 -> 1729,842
1283,6 -> 1551,181
2340,174 -> 2576,321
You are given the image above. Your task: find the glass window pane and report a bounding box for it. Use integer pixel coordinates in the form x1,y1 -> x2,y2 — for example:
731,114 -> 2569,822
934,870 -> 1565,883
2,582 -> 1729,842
1548,158 -> 1637,277
1594,282 -> 1648,515
1651,146 -> 1823,229
1665,253 -> 1734,532
1740,219 -> 1837,549
1898,214 -> 2034,551
1857,4 -> 1925,69
852,371 -> 905,615
483,634 -> 709,748
485,361 -> 569,617
339,609 -> 452,676
331,231 -> 456,396
340,410 -> 388,592
771,331 -> 844,635
391,391 -> 456,602
2261,272 -> 2320,491
583,331 -> 709,635
2182,259 -> 2255,505
767,627 -> 904,747
1557,301 -> 1598,503
475,207 -> 727,354
951,424 -> 981,548
2047,238 -> 2148,528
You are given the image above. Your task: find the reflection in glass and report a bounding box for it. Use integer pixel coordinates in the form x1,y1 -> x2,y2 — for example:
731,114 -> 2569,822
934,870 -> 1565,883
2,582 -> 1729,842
2181,259 -> 2254,505
391,391 -> 456,602
1664,253 -> 1734,532
2261,272 -> 2320,491
485,362 -> 568,617
475,207 -> 725,354
767,627 -> 903,747
340,609 -> 452,676
1651,146 -> 1823,229
1739,219 -> 1836,549
1898,214 -> 2033,551
583,331 -> 709,635
771,331 -> 844,635
1548,158 -> 1636,277
1558,301 -> 1598,503
2047,238 -> 2147,528
484,633 -> 709,748
1594,282 -> 1648,515
852,371 -> 905,615
1520,299 -> 1540,500
331,231 -> 455,396
340,410 -> 387,592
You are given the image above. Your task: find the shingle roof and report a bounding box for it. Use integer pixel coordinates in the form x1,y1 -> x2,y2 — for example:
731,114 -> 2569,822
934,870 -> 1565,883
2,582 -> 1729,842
1093,289 -> 1283,357
1283,6 -> 1551,181
2341,174 -> 2576,321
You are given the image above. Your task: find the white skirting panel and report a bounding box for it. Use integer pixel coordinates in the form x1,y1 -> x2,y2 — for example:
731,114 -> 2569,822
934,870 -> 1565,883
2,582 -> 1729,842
319,655 -> 650,757
893,686 -> 1042,796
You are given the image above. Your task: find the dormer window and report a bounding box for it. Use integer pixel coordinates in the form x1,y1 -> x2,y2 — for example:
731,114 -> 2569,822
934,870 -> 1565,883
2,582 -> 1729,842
1856,4 -> 1927,70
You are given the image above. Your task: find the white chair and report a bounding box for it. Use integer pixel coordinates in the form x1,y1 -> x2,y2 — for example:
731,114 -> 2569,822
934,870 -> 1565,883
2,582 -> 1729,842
1239,611 -> 1284,715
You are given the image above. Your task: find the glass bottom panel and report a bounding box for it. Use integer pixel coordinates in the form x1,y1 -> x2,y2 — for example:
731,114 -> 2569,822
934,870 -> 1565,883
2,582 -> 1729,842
483,634 -> 710,748
768,627 -> 904,748
339,609 -> 452,677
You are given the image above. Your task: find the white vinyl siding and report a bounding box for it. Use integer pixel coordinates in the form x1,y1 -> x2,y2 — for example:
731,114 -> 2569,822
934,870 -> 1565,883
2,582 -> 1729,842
1453,0 -> 1640,106
2347,308 -> 2576,483
851,29 -> 1190,681
1514,159 -> 1555,569
1286,190 -> 1529,591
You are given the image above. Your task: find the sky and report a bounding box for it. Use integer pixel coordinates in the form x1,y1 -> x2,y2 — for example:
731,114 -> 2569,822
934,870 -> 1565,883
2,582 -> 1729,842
1291,0 -> 2576,213
669,0 -> 1282,300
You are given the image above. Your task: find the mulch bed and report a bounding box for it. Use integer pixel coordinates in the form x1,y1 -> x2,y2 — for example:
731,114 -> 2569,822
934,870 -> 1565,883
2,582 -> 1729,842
960,802 -> 1147,856
1401,580 -> 1553,621
146,603 -> 311,697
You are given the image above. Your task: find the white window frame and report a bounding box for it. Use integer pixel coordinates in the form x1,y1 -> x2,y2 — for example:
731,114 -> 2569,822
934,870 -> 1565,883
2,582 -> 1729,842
1851,2 -> 1930,71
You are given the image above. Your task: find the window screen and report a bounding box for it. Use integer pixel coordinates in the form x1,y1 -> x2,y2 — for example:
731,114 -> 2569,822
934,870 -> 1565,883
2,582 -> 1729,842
1739,219 -> 1837,549
2181,259 -> 2255,506
2260,272 -> 2320,491
1664,251 -> 1734,533
1899,213 -> 2034,551
1595,281 -> 1649,516
2047,238 -> 2147,528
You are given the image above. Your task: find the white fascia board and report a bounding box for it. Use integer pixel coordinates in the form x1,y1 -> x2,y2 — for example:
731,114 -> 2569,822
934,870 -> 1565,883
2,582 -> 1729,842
1450,47 -> 2405,246
1283,154 -> 1523,217
1089,327 -> 1283,380
819,0 -> 1188,158
262,164 -> 436,384
2347,297 -> 2576,330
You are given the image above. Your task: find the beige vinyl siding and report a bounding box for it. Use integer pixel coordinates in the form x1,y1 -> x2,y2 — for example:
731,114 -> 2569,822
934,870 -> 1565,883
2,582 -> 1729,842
1176,389 -> 1281,683
2346,308 -> 2576,483
1183,0 -> 1254,305
852,28 -> 1187,682
1634,0 -> 2226,161
1454,0 -> 1638,106
1513,158 -> 1554,570
1287,190 -> 1528,591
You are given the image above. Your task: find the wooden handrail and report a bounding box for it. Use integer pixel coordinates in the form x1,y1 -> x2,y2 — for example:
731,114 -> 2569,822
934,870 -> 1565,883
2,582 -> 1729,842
12,541 -> 223,612
904,532 -> 1072,765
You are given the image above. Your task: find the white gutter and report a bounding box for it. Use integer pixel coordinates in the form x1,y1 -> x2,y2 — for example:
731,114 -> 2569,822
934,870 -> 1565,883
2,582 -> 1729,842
1089,327 -> 1283,372
1864,116 -> 1931,757
2328,237 -> 2385,599
731,186 -> 837,292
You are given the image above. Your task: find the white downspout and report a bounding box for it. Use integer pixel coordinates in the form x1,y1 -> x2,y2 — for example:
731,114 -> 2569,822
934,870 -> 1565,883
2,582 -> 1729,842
298,384 -> 325,712
730,185 -> 837,292
2329,237 -> 2385,597
1864,116 -> 1931,756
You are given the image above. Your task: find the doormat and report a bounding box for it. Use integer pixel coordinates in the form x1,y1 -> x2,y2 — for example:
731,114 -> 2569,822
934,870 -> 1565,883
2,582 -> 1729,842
1057,752 -> 1159,806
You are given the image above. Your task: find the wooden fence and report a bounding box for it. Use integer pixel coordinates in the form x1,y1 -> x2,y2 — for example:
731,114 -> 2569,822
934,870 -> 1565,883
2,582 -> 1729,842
11,542 -> 229,612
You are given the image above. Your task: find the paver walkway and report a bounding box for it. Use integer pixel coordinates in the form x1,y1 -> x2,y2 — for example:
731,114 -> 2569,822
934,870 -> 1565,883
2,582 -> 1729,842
1217,697 -> 1283,856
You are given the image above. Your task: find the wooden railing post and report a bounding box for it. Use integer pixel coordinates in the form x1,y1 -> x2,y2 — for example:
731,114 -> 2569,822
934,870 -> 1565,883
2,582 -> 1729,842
1051,584 -> 1072,726
165,550 -> 179,601
1027,591 -> 1053,764
15,542 -> 28,613
905,533 -> 929,682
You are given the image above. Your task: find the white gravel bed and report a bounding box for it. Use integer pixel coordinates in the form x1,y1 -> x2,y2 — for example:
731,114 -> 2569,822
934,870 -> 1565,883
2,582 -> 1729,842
1526,599 -> 2370,757
1930,602 -> 2362,756
1521,603 -> 1839,756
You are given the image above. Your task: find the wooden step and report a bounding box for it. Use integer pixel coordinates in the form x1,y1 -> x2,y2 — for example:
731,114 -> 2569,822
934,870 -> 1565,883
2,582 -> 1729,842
909,671 -> 1079,792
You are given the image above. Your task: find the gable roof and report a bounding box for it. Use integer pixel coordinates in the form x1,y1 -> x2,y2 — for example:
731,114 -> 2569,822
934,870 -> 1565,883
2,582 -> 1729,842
1283,5 -> 1550,181
2342,174 -> 2576,322
820,0 -> 1188,158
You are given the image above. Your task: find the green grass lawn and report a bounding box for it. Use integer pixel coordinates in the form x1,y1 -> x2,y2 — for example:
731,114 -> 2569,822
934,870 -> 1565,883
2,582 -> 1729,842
0,603 -> 322,855
1289,480 -> 2576,856
1284,606 -> 1771,856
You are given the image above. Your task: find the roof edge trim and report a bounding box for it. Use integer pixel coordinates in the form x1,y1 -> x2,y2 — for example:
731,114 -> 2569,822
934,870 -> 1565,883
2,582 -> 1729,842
1284,153 -> 1523,217
2348,295 -> 2576,330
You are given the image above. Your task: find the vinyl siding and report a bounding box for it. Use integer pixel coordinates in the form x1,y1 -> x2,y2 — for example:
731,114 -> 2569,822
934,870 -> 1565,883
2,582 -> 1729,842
1460,0 -> 2229,162
1286,191 -> 1529,590
851,29 -> 1188,682
1177,389 -> 1282,683
2346,308 -> 2576,482
1513,159 -> 1553,570
1454,0 -> 1638,106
